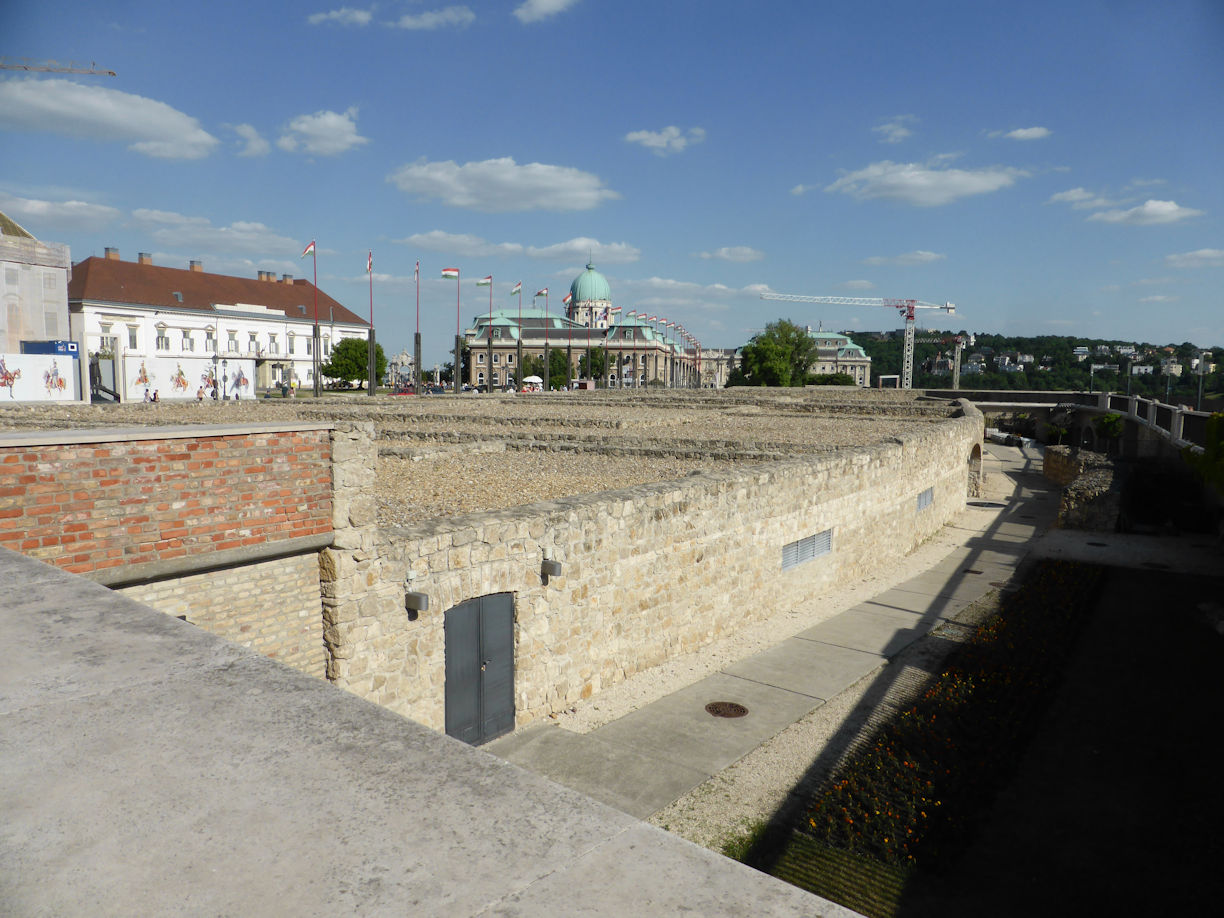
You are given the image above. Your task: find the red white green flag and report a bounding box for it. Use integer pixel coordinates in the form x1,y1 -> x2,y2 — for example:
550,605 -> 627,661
510,281 -> 522,295
441,268 -> 459,279
476,276 -> 492,287
563,292 -> 573,305
534,288 -> 548,297
301,240 -> 315,258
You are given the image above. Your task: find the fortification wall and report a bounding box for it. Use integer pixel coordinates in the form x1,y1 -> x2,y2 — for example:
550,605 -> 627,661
0,424 -> 334,674
323,414 -> 983,732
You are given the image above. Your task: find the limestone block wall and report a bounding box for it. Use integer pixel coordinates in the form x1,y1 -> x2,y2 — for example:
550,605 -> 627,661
325,415 -> 982,733
120,553 -> 327,676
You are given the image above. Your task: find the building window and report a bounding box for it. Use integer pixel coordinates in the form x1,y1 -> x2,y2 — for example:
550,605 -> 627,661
182,331 -> 194,352
249,332 -> 258,353
227,332 -> 238,353
204,331 -> 215,351
477,372 -> 485,385
507,354 -> 515,365
306,338 -> 313,356
269,334 -> 279,355
156,333 -> 170,351
916,487 -> 934,512
477,352 -> 485,364
287,334 -> 295,355
44,310 -> 59,336
128,327 -> 139,350
323,337 -> 330,356
492,353 -> 499,364
99,335 -> 118,355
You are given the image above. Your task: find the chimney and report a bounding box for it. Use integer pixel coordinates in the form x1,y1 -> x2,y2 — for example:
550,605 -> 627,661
189,260 -> 203,272
104,247 -> 120,260
281,274 -> 293,283
138,252 -> 152,265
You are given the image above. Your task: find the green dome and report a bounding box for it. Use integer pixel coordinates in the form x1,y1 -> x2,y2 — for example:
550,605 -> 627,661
569,262 -> 611,304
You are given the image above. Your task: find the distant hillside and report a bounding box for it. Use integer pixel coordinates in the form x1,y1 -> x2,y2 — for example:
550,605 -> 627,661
851,330 -> 1221,404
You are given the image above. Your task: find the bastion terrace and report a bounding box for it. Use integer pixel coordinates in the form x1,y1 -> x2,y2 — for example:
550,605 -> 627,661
0,387 -> 954,524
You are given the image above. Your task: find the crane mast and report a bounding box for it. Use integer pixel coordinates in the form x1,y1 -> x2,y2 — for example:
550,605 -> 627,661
759,293 -> 956,389
0,58 -> 116,76
914,333 -> 975,389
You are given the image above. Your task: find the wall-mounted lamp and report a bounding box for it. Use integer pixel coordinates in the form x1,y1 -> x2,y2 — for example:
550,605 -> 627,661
405,591 -> 429,612
541,558 -> 563,584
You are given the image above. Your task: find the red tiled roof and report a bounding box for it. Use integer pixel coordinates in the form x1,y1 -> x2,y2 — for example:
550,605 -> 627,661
67,256 -> 367,326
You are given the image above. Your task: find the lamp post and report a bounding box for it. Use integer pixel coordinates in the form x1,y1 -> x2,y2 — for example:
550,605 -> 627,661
222,358 -> 229,400
211,353 -> 218,401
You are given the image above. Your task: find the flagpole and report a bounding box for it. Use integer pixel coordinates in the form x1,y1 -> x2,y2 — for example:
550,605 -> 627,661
302,240 -> 319,397
486,275 -> 493,392
454,268 -> 462,394
516,283 -> 522,390
414,260 -> 421,394
367,250 -> 376,397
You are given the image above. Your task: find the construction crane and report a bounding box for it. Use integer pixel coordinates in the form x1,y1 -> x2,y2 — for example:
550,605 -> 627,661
914,333 -> 975,389
759,294 -> 956,389
0,58 -> 116,76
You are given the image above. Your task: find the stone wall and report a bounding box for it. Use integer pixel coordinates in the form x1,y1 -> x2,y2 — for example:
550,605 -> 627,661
120,553 -> 326,676
323,416 -> 982,733
1043,446 -> 1121,531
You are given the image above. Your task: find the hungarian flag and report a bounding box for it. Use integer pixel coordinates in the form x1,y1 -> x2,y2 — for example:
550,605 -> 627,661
476,275 -> 492,287
562,292 -> 573,306
666,321 -> 675,328
611,306 -> 622,314
415,261 -> 419,282
648,315 -> 658,322
510,281 -> 522,295
628,310 -> 637,317
301,240 -> 315,258
441,268 -> 459,279
534,288 -> 548,297
367,251 -> 373,273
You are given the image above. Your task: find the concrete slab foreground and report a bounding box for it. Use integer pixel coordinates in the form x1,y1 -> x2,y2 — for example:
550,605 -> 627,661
0,548 -> 844,917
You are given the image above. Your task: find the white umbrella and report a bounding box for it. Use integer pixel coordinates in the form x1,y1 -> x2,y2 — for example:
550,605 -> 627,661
522,375 -> 543,384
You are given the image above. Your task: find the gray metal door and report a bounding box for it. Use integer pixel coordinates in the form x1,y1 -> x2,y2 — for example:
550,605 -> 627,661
444,592 -> 515,745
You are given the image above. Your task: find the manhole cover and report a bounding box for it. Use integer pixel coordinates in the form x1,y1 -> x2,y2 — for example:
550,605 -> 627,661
705,701 -> 748,718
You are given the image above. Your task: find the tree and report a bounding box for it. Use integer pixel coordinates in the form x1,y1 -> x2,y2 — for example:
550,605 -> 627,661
730,319 -> 817,387
319,338 -> 386,388
808,372 -> 856,386
578,348 -> 607,381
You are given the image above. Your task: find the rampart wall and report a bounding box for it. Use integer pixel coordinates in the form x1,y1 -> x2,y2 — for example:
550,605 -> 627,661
323,412 -> 984,731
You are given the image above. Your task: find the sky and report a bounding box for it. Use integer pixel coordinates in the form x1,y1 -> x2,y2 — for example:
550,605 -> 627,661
3,0 -> 1222,366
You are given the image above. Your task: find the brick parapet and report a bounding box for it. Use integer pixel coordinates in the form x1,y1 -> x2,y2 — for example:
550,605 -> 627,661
0,425 -> 332,577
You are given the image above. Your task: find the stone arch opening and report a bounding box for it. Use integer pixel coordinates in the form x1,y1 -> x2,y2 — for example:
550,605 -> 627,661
967,442 -> 983,498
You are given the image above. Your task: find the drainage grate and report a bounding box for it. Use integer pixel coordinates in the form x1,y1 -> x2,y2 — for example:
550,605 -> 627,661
705,701 -> 748,718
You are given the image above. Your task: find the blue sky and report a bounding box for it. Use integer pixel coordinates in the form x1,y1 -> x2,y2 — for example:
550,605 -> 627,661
3,0 -> 1222,365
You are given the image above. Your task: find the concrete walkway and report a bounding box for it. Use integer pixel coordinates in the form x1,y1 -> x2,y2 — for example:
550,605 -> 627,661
0,550 -> 849,915
488,443 -> 1065,818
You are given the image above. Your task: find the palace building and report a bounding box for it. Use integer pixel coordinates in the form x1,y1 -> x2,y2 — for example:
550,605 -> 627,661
464,262 -> 702,389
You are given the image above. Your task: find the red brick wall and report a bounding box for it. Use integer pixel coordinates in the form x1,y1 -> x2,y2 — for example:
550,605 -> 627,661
0,428 -> 332,576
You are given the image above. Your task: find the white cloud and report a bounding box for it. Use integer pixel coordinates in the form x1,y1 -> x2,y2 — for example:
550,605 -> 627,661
0,193 -> 120,232
697,246 -> 764,263
0,78 -> 218,159
232,124 -> 270,157
307,7 -> 373,26
624,126 -> 706,156
277,107 -> 368,155
387,157 -> 619,212
838,279 -> 875,290
391,6 -> 475,29
1087,199 -> 1204,226
994,126 -> 1051,140
872,115 -> 916,144
527,237 -> 640,263
401,230 -> 523,258
861,250 -> 946,266
514,0 -> 581,23
1166,248 -> 1224,268
398,231 -> 639,263
826,157 -> 1026,206
1139,295 -> 1177,303
790,184 -> 815,196
129,209 -> 300,255
1047,187 -> 1118,209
